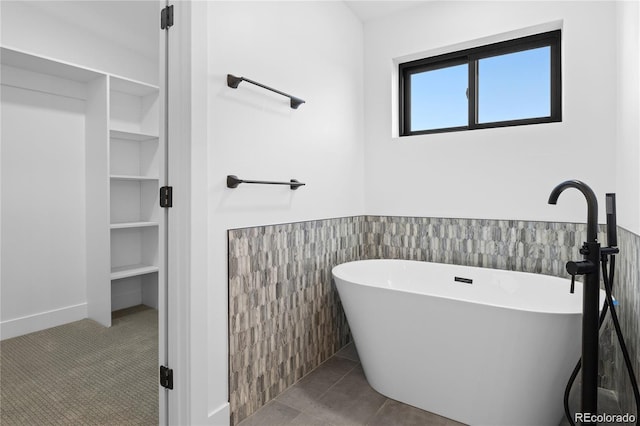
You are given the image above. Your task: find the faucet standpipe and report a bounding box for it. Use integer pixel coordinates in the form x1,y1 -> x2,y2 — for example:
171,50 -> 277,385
548,180 -> 601,424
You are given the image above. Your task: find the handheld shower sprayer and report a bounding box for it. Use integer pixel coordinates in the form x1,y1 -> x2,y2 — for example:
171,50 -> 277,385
605,193 -> 617,248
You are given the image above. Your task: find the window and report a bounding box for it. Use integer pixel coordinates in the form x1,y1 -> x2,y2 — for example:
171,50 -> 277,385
399,30 -> 561,136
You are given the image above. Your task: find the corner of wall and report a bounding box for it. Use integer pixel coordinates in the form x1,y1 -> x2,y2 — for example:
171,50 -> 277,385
615,0 -> 640,235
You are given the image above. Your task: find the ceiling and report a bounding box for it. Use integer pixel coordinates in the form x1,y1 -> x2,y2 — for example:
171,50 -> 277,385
344,1 -> 428,22
22,0 -> 428,61
24,1 -> 158,61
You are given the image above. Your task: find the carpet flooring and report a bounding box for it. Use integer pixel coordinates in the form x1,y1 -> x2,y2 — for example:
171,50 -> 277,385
1,306 -> 158,425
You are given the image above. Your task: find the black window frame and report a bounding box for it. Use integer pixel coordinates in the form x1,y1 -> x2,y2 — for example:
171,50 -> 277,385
399,30 -> 562,136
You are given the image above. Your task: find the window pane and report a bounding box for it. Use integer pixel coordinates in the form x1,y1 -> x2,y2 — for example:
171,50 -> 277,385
478,46 -> 551,123
410,64 -> 468,131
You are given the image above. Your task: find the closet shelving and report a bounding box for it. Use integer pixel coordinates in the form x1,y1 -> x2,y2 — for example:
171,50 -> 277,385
1,46 -> 162,328
108,75 -> 161,313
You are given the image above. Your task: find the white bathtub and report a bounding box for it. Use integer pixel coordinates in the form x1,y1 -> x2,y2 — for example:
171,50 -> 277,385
332,259 -> 604,426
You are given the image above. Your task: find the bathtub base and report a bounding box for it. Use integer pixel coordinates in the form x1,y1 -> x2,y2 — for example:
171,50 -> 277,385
333,260 -> 587,426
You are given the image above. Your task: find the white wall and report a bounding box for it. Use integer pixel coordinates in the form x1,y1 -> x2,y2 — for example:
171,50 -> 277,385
1,83 -> 88,336
615,0 -> 640,235
363,1 -> 618,226
202,1 -> 365,422
0,1 -> 158,85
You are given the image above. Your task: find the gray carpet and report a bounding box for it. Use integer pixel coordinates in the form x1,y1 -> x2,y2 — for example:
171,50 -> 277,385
1,306 -> 158,425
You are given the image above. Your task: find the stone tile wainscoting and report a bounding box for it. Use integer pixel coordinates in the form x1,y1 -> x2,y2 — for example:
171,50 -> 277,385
362,216 -> 599,276
228,218 -> 362,425
228,216 -> 640,424
607,227 -> 640,417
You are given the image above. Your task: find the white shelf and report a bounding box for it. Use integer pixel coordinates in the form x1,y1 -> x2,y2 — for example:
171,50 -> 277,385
109,75 -> 159,136
1,46 -> 103,83
110,179 -> 158,224
108,73 -> 161,311
110,75 -> 159,97
110,221 -> 159,229
110,174 -> 159,181
111,264 -> 159,280
110,129 -> 159,141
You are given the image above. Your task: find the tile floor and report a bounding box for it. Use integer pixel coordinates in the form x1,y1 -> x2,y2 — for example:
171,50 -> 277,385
237,343 -> 465,426
239,342 -> 627,426
559,386 -> 626,426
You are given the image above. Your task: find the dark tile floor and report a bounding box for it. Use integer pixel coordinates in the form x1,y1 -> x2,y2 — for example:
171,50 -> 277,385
238,343 -> 465,426
239,342 -> 627,426
559,386 -> 626,426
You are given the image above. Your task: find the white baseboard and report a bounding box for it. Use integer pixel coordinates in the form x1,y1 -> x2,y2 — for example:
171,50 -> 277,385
208,403 -> 230,426
0,303 -> 87,340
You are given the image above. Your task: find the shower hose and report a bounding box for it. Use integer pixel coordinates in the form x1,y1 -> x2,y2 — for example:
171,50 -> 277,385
563,253 -> 640,425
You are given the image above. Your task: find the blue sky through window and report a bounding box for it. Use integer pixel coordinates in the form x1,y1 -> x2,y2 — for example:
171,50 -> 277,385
478,46 -> 551,123
409,46 -> 551,131
410,64 -> 467,131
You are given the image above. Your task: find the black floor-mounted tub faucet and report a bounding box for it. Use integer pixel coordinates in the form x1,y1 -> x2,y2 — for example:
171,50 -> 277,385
548,179 -> 600,425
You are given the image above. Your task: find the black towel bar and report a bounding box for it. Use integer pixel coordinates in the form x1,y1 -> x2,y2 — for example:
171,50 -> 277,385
227,74 -> 305,109
226,175 -> 305,190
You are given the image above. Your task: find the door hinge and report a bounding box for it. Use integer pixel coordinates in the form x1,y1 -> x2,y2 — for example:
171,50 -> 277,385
160,186 -> 173,208
160,365 -> 174,389
161,5 -> 173,29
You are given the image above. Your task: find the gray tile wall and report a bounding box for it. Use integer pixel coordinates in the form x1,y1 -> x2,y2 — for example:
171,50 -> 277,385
228,217 -> 363,425
362,216 -> 604,277
228,215 -> 639,423
606,227 -> 640,417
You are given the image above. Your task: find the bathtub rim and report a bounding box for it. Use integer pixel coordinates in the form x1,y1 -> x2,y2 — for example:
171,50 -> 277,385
332,259 -> 606,316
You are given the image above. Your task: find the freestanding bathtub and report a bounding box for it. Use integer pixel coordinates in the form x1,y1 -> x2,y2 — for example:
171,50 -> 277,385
332,259 -> 605,425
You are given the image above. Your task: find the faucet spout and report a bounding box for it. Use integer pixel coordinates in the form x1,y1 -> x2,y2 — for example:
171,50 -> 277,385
548,180 -> 598,243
